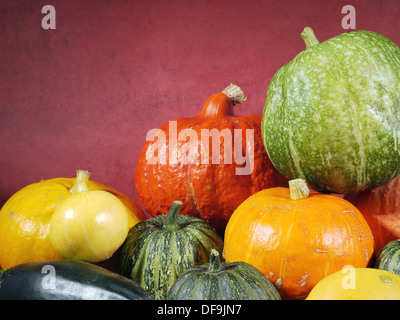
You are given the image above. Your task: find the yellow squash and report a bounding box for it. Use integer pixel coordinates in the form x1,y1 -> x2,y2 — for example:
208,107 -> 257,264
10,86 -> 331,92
306,267 -> 400,300
0,170 -> 145,269
50,171 -> 130,262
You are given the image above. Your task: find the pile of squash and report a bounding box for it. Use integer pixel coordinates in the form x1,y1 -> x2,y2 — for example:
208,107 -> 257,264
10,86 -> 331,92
2,26 -> 400,300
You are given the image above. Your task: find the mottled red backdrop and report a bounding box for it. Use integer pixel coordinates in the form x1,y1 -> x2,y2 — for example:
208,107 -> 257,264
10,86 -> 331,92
1,0 -> 400,214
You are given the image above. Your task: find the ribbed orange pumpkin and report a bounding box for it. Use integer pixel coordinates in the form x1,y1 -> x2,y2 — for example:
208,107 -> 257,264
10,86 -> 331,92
134,84 -> 287,234
224,179 -> 375,300
345,174 -> 400,252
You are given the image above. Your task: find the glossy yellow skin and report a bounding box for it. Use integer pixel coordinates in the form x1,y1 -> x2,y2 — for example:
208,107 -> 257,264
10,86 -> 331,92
0,175 -> 144,269
307,268 -> 400,300
50,190 -> 130,262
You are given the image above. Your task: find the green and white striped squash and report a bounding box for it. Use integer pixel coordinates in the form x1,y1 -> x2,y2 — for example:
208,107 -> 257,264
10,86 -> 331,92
117,201 -> 224,300
375,239 -> 400,276
261,27 -> 400,194
167,249 -> 281,300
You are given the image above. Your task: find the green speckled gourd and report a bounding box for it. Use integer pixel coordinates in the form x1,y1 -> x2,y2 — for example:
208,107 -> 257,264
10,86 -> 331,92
262,27 -> 400,194
167,249 -> 281,300
117,201 -> 224,300
375,239 -> 400,276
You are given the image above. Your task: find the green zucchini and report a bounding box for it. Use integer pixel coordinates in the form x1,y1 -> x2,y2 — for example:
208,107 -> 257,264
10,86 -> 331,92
0,260 -> 153,300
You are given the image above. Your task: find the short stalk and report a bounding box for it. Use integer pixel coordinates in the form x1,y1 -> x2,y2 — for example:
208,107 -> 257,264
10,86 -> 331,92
69,170 -> 91,194
208,249 -> 223,273
163,201 -> 183,231
301,27 -> 320,49
289,178 -> 310,200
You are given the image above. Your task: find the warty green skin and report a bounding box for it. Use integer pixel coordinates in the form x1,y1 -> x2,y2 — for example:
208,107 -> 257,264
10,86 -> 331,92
262,29 -> 400,194
167,256 -> 281,300
117,211 -> 224,300
375,240 -> 400,276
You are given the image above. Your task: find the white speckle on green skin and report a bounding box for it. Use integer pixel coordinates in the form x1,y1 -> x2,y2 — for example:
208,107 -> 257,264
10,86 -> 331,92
262,28 -> 400,194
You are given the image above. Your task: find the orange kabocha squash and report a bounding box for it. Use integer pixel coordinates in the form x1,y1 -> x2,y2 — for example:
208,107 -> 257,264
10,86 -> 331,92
0,170 -> 146,269
345,174 -> 400,252
134,84 -> 287,234
224,179 -> 374,300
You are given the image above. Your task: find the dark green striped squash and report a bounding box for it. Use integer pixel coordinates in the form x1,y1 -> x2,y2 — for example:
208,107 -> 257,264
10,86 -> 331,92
261,27 -> 400,194
375,239 -> 400,276
117,201 -> 224,300
167,249 -> 281,300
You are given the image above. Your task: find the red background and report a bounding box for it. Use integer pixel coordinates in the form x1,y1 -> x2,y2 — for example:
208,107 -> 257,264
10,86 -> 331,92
1,0 -> 400,213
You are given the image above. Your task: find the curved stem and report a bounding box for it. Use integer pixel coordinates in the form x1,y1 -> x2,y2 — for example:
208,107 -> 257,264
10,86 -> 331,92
198,84 -> 246,118
163,201 -> 183,231
301,27 -> 319,49
208,249 -> 223,273
289,178 -> 310,200
69,170 -> 91,194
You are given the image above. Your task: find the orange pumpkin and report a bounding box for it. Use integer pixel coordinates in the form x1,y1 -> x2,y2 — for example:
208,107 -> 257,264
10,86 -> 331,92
134,84 -> 287,234
0,170 -> 146,269
345,174 -> 400,252
224,179 -> 375,300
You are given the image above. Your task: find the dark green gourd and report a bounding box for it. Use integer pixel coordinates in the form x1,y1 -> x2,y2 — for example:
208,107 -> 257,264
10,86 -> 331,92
167,249 -> 281,300
117,201 -> 224,300
375,239 -> 400,276
262,27 -> 400,194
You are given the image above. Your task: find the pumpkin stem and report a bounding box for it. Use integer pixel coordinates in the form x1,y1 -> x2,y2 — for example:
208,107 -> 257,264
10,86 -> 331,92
163,201 -> 183,231
301,27 -> 319,49
207,249 -> 223,273
69,170 -> 91,194
222,84 -> 247,106
289,178 -> 310,200
198,84 -> 246,118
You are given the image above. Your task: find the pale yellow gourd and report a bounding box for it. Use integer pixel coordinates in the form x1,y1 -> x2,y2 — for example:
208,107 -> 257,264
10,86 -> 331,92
50,170 -> 130,262
306,267 -> 400,300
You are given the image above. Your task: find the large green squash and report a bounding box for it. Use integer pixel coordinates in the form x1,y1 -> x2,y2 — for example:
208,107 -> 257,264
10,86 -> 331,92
0,260 -> 153,300
261,27 -> 400,194
167,249 -> 281,300
117,201 -> 224,300
375,239 -> 400,276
